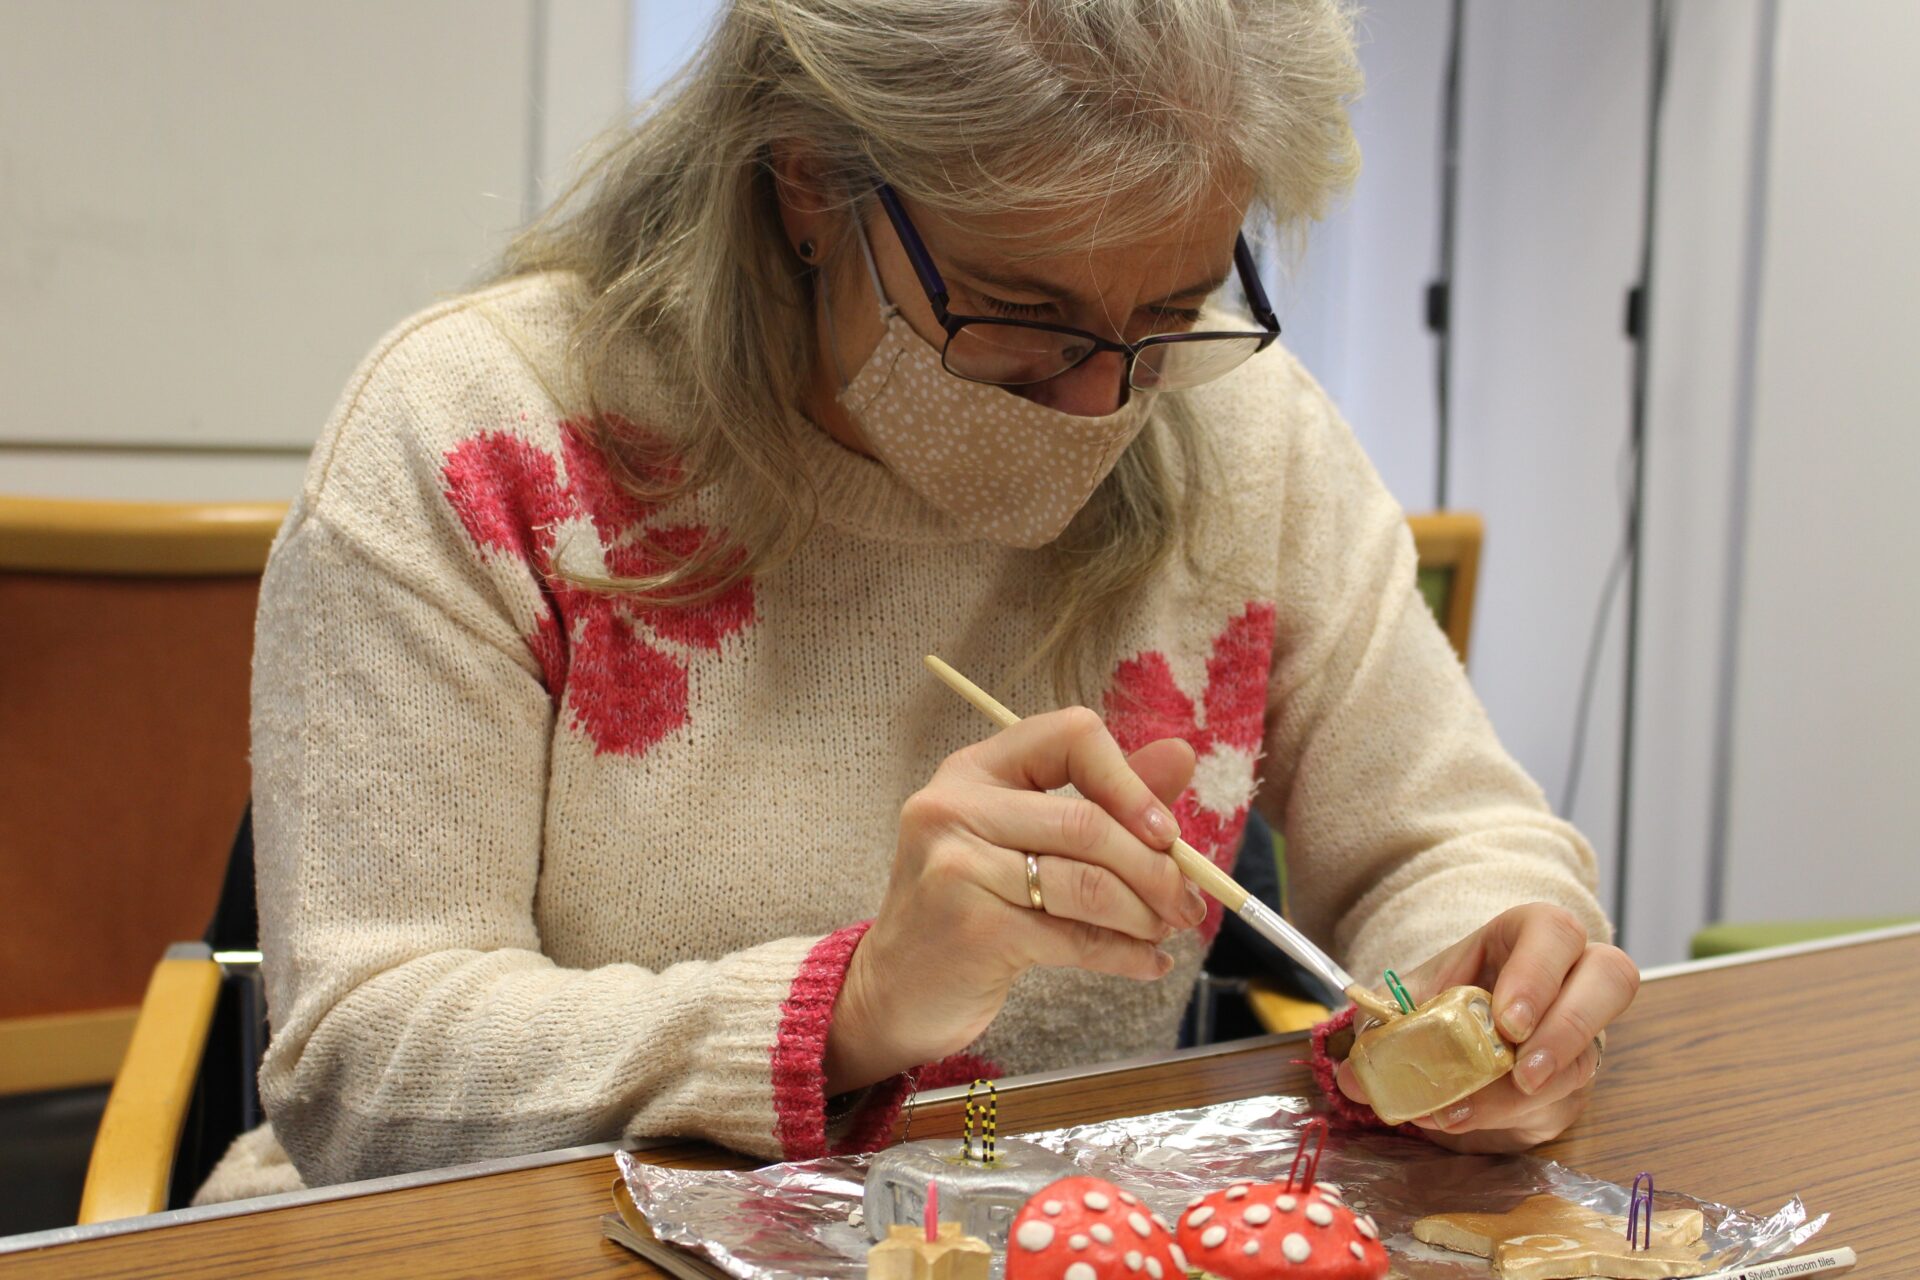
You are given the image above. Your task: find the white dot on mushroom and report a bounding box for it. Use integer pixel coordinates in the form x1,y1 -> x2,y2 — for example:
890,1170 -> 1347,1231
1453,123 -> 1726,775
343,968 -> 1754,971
1015,1222 -> 1055,1252
1282,1232 -> 1311,1263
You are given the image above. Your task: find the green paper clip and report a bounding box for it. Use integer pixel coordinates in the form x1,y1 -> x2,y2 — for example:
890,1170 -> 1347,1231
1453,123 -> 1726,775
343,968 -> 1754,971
1383,969 -> 1415,1014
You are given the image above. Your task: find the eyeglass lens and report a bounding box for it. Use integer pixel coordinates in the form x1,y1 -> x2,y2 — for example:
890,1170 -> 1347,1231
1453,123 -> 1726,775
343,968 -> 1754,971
943,322 -> 1266,392
1128,335 -> 1267,391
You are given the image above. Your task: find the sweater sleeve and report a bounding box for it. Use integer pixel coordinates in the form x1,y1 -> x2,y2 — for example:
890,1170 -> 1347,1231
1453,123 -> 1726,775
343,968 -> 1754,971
251,330 -> 900,1186
1252,360 -> 1610,987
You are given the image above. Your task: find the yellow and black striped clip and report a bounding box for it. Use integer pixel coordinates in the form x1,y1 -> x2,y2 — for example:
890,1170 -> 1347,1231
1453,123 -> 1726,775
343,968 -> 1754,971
960,1078 -> 998,1165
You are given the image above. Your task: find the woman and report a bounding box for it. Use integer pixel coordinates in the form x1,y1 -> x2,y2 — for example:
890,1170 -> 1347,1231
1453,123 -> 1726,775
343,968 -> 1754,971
202,0 -> 1635,1200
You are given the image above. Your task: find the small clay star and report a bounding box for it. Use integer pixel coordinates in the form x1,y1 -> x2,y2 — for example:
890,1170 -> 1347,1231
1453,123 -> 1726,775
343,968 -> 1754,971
1413,1193 -> 1713,1279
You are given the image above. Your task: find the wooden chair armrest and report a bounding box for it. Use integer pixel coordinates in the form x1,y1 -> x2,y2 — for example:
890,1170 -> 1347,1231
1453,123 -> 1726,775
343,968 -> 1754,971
78,947 -> 222,1223
1244,980 -> 1332,1036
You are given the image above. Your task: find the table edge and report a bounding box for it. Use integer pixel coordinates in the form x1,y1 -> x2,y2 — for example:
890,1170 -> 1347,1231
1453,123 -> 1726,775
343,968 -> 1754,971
8,920 -> 1914,1257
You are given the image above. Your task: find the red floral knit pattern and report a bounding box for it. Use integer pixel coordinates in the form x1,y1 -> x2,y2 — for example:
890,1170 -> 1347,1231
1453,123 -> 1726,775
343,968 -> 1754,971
441,417 -> 755,757
1103,602 -> 1278,941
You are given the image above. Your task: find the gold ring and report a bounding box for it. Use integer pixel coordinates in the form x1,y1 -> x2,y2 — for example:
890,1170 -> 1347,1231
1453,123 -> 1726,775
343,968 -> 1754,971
1025,854 -> 1046,911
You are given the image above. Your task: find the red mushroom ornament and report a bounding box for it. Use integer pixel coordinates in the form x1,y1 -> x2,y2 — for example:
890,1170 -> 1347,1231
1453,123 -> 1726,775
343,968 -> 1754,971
1174,1122 -> 1388,1280
1006,1176 -> 1188,1280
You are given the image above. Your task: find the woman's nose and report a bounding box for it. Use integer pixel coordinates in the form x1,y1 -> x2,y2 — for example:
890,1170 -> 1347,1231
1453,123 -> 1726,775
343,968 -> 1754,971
1022,351 -> 1129,416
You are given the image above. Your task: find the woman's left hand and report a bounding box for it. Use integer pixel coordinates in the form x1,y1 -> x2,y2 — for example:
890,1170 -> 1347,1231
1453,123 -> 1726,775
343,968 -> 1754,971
1333,902 -> 1639,1152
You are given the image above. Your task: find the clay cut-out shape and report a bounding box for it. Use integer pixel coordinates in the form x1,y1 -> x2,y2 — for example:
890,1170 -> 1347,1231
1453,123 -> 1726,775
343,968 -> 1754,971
869,1222 -> 992,1280
1413,1193 -> 1712,1279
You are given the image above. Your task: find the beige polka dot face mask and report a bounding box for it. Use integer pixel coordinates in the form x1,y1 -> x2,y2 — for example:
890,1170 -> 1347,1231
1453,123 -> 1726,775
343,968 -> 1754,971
829,229 -> 1153,549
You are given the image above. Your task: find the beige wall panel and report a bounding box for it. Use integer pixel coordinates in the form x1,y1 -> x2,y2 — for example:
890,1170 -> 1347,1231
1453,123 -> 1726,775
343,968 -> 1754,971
0,1 -> 534,451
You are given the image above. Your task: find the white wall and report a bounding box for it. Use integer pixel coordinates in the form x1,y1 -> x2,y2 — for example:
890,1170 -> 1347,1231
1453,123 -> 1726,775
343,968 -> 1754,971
1720,0 -> 1920,921
1286,2 -> 1834,963
1627,1 -> 1773,963
1298,0 -> 1920,959
628,0 -> 719,106
0,0 -> 629,501
1290,1 -> 1654,936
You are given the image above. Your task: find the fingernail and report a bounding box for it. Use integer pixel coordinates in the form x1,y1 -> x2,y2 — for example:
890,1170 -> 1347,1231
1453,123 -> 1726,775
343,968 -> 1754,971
1516,1049 -> 1554,1094
1184,882 -> 1207,923
1155,950 -> 1174,975
1144,806 -> 1177,846
1500,1000 -> 1535,1041
1443,1102 -> 1473,1129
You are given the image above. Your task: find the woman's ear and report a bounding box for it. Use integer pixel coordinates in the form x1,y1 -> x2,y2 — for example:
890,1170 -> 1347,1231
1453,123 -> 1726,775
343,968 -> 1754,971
770,141 -> 834,265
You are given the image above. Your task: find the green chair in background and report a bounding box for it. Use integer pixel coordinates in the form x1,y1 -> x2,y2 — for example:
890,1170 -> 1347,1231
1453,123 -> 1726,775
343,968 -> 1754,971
1688,917 -> 1917,959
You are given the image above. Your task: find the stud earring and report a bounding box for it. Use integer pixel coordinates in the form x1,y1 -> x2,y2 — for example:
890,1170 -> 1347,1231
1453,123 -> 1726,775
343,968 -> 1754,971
797,239 -> 817,262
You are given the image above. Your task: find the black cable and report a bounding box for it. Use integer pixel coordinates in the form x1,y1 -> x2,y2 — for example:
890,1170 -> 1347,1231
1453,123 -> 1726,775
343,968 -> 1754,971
1561,0 -> 1671,944
1612,0 -> 1672,947
1561,430 -> 1637,817
1429,0 -> 1467,512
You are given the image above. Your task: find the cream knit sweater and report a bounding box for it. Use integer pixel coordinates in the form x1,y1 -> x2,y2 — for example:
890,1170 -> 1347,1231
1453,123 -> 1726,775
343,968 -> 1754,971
215,271 -> 1605,1198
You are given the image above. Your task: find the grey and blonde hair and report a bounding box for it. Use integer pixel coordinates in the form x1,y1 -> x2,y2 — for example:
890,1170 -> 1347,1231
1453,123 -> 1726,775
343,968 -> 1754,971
499,0 -> 1360,696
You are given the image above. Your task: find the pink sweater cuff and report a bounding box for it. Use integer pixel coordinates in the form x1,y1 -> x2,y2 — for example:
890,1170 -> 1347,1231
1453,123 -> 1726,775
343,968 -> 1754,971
1307,1006 -> 1428,1138
771,920 -> 913,1160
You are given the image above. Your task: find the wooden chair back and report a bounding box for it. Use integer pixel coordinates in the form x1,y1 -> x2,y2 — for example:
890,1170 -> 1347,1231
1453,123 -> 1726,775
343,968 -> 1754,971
0,496 -> 286,1094
1408,511 -> 1484,665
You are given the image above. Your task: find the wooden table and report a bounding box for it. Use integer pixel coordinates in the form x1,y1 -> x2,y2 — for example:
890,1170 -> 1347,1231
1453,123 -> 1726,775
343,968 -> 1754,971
3,929 -> 1915,1278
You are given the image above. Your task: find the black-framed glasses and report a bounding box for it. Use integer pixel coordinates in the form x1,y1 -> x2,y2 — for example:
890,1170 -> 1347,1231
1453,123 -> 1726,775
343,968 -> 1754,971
872,183 -> 1281,393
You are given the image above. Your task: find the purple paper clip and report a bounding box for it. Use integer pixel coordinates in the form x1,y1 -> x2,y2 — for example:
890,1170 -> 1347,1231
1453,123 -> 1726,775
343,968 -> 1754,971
1626,1172 -> 1655,1250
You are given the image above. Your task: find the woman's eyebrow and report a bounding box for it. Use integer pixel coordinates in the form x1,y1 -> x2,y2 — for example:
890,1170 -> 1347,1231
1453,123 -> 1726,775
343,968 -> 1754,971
952,260 -> 1231,309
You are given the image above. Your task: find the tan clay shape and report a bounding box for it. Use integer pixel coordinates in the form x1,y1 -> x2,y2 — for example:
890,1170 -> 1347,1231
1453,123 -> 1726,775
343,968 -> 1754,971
1413,1193 -> 1712,1279
869,1222 -> 992,1280
1347,985 -> 1514,1125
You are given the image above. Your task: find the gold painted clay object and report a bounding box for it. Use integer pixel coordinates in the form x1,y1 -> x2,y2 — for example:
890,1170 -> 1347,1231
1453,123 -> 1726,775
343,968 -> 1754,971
1347,985 -> 1514,1125
1413,1193 -> 1711,1279
868,1222 -> 992,1280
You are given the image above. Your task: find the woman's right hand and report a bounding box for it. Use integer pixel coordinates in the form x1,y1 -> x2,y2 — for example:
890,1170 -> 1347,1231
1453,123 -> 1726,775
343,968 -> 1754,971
824,708 -> 1204,1094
